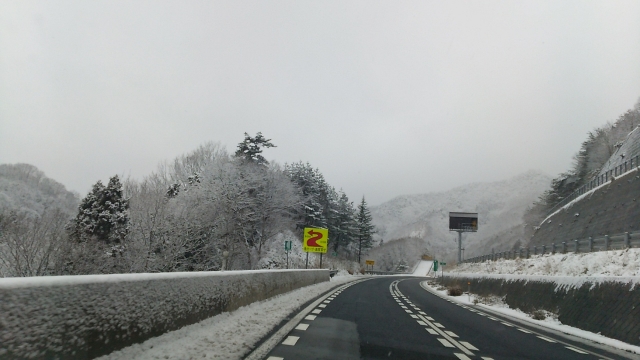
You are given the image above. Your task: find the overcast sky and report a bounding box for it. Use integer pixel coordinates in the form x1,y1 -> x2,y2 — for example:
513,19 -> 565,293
1,1 -> 640,205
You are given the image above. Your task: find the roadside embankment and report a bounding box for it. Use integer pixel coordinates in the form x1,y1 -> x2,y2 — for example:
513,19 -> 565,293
531,168 -> 640,246
0,269 -> 328,359
440,273 -> 640,346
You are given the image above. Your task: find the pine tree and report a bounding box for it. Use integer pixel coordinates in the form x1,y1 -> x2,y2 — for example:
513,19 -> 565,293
235,132 -> 276,165
332,191 -> 357,255
356,196 -> 375,263
284,162 -> 326,228
72,175 -> 129,244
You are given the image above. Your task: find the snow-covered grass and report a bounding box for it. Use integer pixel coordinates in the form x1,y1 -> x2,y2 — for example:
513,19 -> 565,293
454,248 -> 640,278
422,281 -> 640,355
99,274 -> 361,360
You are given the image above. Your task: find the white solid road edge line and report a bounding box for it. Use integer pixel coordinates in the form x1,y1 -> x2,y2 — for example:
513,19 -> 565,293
244,278 -> 370,360
418,281 -> 620,360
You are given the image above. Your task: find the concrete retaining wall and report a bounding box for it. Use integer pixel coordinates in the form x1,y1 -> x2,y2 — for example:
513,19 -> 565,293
531,169 -> 640,246
441,275 -> 640,346
0,269 -> 328,359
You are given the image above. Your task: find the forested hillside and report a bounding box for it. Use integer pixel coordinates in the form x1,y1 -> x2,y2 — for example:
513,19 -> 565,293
542,99 -> 640,211
370,171 -> 552,263
0,134 -> 375,277
0,164 -> 79,276
0,163 -> 78,216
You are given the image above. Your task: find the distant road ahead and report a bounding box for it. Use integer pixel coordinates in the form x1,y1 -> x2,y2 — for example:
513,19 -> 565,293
263,277 -> 633,360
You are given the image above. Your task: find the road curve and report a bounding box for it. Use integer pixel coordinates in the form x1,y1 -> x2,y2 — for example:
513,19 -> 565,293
259,276 -> 633,360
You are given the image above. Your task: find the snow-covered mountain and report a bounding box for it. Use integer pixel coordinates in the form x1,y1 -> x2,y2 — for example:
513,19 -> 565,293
0,163 -> 78,217
370,170 -> 551,261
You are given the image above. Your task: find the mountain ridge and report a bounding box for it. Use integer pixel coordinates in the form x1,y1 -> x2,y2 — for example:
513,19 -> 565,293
370,170 -> 551,261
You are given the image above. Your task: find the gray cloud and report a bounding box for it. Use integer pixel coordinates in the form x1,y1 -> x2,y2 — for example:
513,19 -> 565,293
2,0 -> 640,204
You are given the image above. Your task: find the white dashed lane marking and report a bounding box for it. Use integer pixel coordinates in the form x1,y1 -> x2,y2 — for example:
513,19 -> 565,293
459,341 -> 479,351
311,309 -> 322,314
438,338 -> 455,348
304,315 -> 316,321
295,323 -> 309,331
282,336 -> 300,346
566,347 -> 589,354
454,353 -> 472,360
266,357 -> 283,360
536,336 -> 556,343
418,281 -> 607,360
391,280 -> 476,357
318,304 -> 326,308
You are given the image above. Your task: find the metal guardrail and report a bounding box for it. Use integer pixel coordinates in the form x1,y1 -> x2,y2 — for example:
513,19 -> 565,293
364,270 -> 407,275
547,156 -> 640,215
462,231 -> 640,264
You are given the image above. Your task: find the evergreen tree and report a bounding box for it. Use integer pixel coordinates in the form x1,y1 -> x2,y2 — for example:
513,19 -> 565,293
72,175 -> 129,244
356,196 -> 375,263
332,191 -> 357,255
235,132 -> 276,165
284,162 -> 326,228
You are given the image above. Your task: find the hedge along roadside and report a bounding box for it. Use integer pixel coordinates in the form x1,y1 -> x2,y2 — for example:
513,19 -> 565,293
438,274 -> 640,346
0,269 -> 329,359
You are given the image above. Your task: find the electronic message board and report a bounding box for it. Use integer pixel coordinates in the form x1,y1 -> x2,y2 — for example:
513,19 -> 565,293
449,212 -> 478,232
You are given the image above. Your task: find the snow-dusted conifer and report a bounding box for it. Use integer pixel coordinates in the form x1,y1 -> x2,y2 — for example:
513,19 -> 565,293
72,175 -> 129,244
235,132 -> 276,165
356,196 -> 375,263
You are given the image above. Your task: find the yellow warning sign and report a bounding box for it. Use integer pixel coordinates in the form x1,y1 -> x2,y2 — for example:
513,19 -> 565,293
303,227 -> 328,253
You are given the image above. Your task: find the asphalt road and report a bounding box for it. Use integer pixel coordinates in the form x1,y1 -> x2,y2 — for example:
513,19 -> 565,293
261,277 -> 635,360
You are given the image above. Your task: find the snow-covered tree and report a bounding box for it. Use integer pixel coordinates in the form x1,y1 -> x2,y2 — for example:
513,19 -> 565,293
331,191 -> 358,255
285,162 -> 327,228
356,196 -> 375,263
71,175 -> 129,244
235,132 -> 276,165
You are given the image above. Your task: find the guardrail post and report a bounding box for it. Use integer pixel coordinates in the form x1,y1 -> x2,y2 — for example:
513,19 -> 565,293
625,232 -> 630,248
574,239 -> 579,253
526,247 -> 530,258
589,236 -> 593,252
533,246 -> 537,255
604,235 -> 610,251
542,245 -> 546,255
552,243 -> 556,254
562,241 -> 567,254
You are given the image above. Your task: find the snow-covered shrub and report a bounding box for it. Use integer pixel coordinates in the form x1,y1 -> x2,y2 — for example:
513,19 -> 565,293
0,269 -> 328,359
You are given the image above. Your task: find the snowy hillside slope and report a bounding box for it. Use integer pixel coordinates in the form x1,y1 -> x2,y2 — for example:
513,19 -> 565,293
451,248 -> 640,278
0,163 -> 78,216
370,170 -> 551,260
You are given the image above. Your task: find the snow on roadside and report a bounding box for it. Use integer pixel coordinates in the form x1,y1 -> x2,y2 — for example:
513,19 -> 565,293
422,281 -> 640,355
98,274 -> 360,360
453,248 -> 640,278
411,260 -> 434,276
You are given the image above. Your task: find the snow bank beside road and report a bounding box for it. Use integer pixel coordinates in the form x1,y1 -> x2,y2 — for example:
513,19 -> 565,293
455,248 -> 640,278
411,260 -> 434,276
99,274 -> 360,360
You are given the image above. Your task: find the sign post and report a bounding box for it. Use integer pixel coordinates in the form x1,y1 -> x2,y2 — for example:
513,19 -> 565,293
365,259 -> 375,272
303,227 -> 328,269
284,241 -> 292,269
441,262 -> 446,282
449,212 -> 478,264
